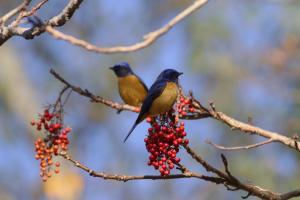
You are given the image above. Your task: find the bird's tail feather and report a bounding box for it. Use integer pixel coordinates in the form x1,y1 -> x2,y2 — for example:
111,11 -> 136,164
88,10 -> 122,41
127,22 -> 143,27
124,123 -> 138,143
123,113 -> 146,143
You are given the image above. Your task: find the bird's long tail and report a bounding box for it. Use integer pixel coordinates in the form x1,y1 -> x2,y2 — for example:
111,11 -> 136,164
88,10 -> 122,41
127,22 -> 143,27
124,114 -> 146,142
123,123 -> 138,142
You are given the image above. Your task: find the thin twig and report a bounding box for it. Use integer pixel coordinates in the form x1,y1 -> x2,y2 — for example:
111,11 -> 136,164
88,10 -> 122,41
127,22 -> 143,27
50,69 -> 139,112
205,139 -> 275,150
12,0 -> 49,27
0,0 -> 31,25
53,86 -> 70,108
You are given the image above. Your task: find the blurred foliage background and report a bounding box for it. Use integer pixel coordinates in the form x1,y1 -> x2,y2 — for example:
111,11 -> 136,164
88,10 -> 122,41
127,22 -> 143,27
1,0 -> 300,199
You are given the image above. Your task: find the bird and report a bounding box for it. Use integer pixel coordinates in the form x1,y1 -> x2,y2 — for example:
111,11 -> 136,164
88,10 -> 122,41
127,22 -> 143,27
124,69 -> 183,142
110,62 -> 148,107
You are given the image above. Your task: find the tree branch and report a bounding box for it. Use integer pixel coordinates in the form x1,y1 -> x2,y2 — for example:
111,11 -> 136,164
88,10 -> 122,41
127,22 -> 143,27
50,68 -> 211,118
59,147 -> 299,200
44,0 -> 208,54
280,190 -> 300,200
0,0 -> 84,45
205,138 -> 275,150
45,75 -> 300,199
58,151 -> 224,183
183,145 -> 294,200
50,69 -> 300,153
207,106 -> 300,152
185,99 -> 300,153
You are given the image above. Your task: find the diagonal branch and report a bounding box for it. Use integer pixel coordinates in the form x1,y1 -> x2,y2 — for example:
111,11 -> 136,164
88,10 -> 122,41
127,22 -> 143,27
183,145 -> 287,200
45,0 -> 208,54
280,190 -> 300,200
50,69 -> 139,112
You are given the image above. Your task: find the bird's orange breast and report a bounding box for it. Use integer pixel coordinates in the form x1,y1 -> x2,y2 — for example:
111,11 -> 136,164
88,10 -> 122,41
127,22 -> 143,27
118,75 -> 148,106
148,82 -> 178,116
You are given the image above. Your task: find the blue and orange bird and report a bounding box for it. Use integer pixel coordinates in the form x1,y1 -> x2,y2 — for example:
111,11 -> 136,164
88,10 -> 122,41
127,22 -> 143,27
110,62 -> 148,107
124,69 -> 183,142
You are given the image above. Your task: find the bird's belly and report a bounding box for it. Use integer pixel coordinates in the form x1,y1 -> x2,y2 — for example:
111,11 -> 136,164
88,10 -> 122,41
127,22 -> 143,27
148,83 -> 178,116
118,76 -> 147,106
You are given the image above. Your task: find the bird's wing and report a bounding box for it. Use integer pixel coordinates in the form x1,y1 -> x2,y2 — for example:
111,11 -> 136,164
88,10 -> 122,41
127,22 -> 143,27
123,79 -> 167,142
135,74 -> 149,92
139,78 -> 167,117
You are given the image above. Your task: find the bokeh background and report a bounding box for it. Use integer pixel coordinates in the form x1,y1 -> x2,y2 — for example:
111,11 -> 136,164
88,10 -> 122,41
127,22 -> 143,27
1,0 -> 300,199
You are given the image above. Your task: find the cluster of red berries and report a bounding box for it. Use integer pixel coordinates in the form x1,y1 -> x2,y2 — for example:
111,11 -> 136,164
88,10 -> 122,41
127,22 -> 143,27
144,112 -> 189,176
31,109 -> 71,182
177,96 -> 195,116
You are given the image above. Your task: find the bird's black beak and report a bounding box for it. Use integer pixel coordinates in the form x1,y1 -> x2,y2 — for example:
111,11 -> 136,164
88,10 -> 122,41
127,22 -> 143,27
178,72 -> 183,76
109,66 -> 115,70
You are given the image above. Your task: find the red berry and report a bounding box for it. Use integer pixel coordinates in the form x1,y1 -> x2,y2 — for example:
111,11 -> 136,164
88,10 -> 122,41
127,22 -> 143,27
146,117 -> 152,123
173,140 -> 178,146
164,170 -> 170,175
65,127 -> 71,133
177,138 -> 183,144
184,139 -> 189,144
159,168 -> 164,174
175,157 -> 180,163
55,162 -> 60,167
54,123 -> 61,130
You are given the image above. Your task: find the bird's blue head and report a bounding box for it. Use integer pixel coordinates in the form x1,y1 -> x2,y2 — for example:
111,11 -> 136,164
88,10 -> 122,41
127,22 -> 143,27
157,69 -> 183,83
110,62 -> 134,77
